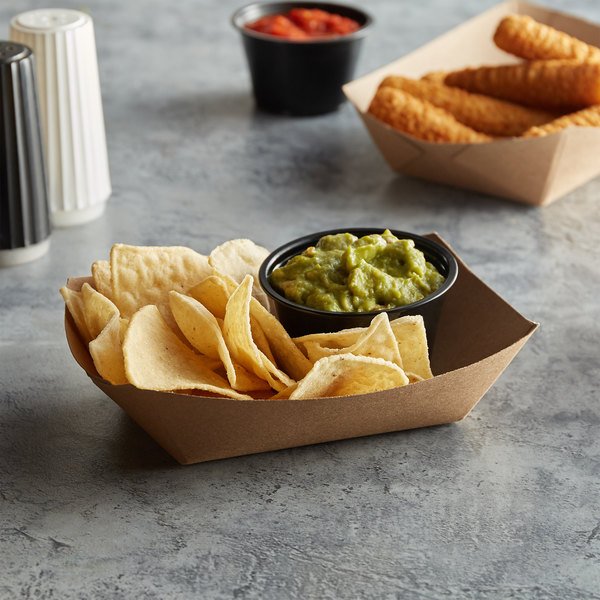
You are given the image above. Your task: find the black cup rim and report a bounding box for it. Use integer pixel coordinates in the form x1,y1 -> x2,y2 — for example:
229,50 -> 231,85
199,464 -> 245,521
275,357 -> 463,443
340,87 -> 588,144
231,1 -> 373,45
259,228 -> 459,319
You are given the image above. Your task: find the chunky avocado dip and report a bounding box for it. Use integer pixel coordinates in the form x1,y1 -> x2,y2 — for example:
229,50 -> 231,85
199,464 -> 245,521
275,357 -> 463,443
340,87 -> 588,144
270,230 -> 445,312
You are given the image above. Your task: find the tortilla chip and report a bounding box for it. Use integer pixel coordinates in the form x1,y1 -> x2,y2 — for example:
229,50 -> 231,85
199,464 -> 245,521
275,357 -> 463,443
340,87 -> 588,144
290,354 -> 409,399
206,273 -> 312,380
247,297 -> 313,380
188,275 -> 230,319
123,305 -> 251,399
189,275 -> 277,364
209,238 -> 269,282
91,260 -> 112,299
270,383 -> 298,399
169,291 -> 271,392
222,275 -> 294,392
89,315 -> 128,384
169,291 -> 221,359
209,239 -> 270,308
300,313 -> 403,368
110,244 -> 212,322
390,316 -> 433,380
406,372 -> 424,384
60,287 -> 92,344
294,326 -> 364,350
295,315 -> 433,380
81,282 -> 119,340
250,317 -> 277,365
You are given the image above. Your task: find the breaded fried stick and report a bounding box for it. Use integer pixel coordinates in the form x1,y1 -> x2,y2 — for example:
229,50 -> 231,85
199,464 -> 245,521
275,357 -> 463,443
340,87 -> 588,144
523,105 -> 600,137
368,87 -> 492,143
421,71 -> 448,84
445,61 -> 600,109
494,14 -> 600,62
380,75 -> 555,136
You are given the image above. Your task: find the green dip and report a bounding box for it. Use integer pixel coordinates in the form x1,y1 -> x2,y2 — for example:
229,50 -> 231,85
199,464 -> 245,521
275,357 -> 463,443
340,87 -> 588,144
270,230 -> 445,312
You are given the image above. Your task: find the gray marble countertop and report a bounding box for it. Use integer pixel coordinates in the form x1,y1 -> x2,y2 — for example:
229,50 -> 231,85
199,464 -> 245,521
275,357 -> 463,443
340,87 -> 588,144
1,1 -> 599,598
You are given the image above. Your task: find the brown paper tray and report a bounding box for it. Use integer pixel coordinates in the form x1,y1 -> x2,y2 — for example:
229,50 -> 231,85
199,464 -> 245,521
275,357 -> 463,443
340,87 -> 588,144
64,234 -> 537,465
343,0 -> 600,206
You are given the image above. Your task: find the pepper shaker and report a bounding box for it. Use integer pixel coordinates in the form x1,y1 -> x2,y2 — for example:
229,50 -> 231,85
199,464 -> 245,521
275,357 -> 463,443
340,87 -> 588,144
0,41 -> 51,267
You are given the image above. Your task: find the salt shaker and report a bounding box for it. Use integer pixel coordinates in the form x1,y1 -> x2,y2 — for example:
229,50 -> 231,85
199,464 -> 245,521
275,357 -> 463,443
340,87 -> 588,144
10,9 -> 112,227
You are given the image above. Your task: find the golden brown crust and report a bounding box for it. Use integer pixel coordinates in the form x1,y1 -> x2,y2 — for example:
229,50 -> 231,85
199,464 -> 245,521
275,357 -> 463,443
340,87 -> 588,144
367,86 -> 492,144
494,14 -> 600,62
420,71 -> 448,83
380,75 -> 555,136
444,61 -> 600,109
523,105 -> 600,137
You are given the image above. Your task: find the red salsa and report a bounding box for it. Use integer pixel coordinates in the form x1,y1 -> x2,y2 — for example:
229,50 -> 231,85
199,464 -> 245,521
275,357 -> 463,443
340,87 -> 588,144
245,8 -> 360,40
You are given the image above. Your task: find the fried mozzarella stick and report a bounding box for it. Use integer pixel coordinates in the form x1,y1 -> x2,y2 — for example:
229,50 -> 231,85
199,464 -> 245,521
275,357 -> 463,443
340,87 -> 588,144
445,61 -> 600,109
368,87 -> 492,143
494,14 -> 600,62
380,75 -> 555,136
523,105 -> 600,137
421,71 -> 448,83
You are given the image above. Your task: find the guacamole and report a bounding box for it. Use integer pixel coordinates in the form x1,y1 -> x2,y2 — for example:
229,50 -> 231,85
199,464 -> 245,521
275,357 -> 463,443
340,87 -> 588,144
270,230 -> 445,312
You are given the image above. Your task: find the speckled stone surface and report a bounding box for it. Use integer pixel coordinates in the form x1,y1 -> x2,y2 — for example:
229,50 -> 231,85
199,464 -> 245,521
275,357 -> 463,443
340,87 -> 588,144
1,0 -> 599,598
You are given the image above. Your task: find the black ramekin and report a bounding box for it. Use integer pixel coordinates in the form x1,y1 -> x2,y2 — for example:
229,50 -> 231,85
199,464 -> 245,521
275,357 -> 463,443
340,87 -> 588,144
259,228 -> 459,344
231,2 -> 372,115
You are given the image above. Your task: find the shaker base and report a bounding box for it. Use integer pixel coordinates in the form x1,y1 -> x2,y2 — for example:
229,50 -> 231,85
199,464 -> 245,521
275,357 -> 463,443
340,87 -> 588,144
0,238 -> 51,267
53,202 -> 106,227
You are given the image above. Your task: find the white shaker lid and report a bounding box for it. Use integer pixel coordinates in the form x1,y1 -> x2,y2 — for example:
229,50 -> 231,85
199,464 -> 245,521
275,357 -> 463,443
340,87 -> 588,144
11,9 -> 89,33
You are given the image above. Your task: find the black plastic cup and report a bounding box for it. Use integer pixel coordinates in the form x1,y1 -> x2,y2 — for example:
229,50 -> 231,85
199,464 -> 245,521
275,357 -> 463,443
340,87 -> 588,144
232,2 -> 372,116
259,228 -> 459,346
0,41 -> 50,267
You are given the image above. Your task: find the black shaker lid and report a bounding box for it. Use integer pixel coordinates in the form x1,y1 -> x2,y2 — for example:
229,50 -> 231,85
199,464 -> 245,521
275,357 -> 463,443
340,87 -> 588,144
0,41 -> 31,64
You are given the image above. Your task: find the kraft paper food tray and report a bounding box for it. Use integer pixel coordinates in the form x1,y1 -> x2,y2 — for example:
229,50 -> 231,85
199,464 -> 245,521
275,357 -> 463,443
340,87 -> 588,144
63,234 -> 537,465
343,1 -> 600,207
